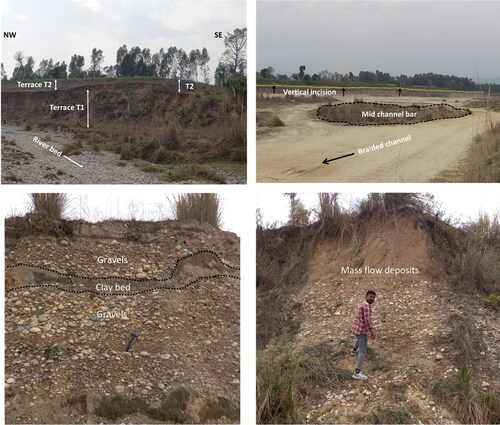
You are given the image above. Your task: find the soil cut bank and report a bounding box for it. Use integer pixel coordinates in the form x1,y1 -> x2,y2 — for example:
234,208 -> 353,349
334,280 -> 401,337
5,218 -> 240,424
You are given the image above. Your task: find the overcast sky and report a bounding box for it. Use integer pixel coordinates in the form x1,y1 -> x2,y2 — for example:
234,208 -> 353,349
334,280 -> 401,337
257,192 -> 500,228
257,1 -> 500,82
2,0 -> 246,81
3,191 -> 244,236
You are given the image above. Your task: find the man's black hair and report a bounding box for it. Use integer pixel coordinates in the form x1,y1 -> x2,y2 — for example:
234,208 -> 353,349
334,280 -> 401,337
366,290 -> 376,296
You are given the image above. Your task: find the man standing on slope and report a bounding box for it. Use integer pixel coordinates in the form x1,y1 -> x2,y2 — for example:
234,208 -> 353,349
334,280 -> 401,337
351,290 -> 376,380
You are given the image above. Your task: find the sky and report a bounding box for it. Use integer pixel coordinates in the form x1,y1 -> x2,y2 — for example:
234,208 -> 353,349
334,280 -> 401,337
257,192 -> 500,228
257,1 -> 500,82
1,0 -> 246,82
3,191 -> 244,236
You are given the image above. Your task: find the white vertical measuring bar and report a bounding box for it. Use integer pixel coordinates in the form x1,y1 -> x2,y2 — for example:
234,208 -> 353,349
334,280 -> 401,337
86,90 -> 89,128
178,79 -> 180,92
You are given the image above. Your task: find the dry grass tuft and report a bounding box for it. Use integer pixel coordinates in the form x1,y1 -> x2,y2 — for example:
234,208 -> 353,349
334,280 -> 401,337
433,362 -> 500,424
62,139 -> 83,156
454,212 -> 500,295
167,165 -> 225,184
29,193 -> 69,220
169,193 -> 222,228
257,112 -> 285,127
23,193 -> 72,236
448,314 -> 485,362
463,120 -> 500,182
257,348 -> 299,424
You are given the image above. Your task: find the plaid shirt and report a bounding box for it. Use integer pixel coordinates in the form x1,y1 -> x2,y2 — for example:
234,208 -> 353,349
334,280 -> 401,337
351,300 -> 374,335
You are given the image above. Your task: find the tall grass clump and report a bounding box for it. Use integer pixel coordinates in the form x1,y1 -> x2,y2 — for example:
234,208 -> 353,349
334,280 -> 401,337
433,363 -> 500,425
28,193 -> 70,220
223,117 -> 246,162
170,193 -> 222,228
24,193 -> 71,235
433,316 -> 500,425
452,362 -> 500,424
454,212 -> 500,295
357,193 -> 433,217
463,120 -> 500,182
454,362 -> 482,423
456,246 -> 498,295
448,314 -> 484,363
257,349 -> 299,424
316,193 -> 350,238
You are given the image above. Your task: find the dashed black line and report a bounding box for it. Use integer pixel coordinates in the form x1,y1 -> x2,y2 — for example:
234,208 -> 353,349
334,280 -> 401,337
6,249 -> 239,282
316,101 -> 472,126
6,250 -> 240,295
6,274 -> 240,296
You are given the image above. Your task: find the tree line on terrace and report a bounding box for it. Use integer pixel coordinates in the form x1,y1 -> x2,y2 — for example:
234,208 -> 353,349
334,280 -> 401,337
1,28 -> 247,86
258,65 -> 499,92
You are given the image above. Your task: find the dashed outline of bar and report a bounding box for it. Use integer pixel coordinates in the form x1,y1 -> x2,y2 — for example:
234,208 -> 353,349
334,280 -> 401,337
316,101 -> 472,126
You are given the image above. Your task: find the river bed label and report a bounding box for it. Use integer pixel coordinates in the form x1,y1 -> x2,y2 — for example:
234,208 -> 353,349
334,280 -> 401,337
33,136 -> 62,157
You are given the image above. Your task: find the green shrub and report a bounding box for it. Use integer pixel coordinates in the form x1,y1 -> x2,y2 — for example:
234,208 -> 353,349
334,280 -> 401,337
372,408 -> 412,424
150,147 -> 169,164
433,362 -> 500,424
44,344 -> 60,360
475,294 -> 500,310
120,143 -> 135,160
455,245 -> 498,295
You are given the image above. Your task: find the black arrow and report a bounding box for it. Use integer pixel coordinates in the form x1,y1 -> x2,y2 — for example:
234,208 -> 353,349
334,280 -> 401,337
322,152 -> 355,165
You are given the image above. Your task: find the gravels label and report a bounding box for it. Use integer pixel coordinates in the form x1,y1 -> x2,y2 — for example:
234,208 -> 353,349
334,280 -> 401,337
97,256 -> 128,264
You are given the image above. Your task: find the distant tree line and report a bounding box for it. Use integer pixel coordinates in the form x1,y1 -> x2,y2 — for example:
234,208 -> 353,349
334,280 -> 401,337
258,65 -> 500,93
1,28 -> 247,88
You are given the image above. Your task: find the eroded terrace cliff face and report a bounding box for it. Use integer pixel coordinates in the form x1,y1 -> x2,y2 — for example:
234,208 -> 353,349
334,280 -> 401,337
2,79 -> 237,128
258,208 -> 499,424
